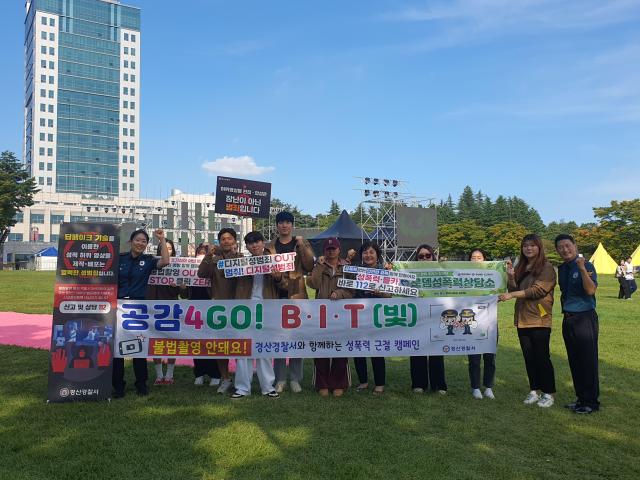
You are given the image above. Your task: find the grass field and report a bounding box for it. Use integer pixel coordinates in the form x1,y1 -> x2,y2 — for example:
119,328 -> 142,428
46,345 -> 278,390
0,272 -> 638,479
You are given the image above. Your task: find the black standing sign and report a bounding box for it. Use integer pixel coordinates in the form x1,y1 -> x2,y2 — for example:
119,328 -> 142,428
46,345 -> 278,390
47,223 -> 120,402
214,176 -> 272,219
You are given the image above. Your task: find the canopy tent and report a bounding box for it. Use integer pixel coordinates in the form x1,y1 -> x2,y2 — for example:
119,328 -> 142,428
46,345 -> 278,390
630,244 -> 640,267
310,210 -> 367,259
589,242 -> 617,275
34,246 -> 58,271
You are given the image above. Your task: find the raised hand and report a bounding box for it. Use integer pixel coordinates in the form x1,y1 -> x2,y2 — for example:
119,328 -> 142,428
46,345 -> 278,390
51,348 -> 67,373
154,229 -> 165,241
97,343 -> 112,368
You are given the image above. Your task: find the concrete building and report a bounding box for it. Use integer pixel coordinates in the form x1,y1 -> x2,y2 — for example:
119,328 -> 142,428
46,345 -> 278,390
24,0 -> 140,198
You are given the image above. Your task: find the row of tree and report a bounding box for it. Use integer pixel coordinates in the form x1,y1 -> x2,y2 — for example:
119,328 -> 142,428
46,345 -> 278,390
1,148 -> 638,265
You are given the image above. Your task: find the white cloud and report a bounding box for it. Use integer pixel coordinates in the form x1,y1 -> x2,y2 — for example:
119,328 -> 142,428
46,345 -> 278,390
201,156 -> 275,176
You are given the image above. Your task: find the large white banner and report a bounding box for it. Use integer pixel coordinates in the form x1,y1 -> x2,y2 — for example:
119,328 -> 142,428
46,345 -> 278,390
115,296 -> 498,359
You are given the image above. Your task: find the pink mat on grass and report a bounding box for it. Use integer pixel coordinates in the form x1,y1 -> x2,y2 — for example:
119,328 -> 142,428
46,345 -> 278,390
0,312 -> 237,369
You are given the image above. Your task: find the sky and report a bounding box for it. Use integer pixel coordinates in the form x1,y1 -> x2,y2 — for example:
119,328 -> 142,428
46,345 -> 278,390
1,0 -> 639,224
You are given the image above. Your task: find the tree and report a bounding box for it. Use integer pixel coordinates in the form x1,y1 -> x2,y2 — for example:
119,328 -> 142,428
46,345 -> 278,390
543,220 -> 579,241
592,199 -> 640,260
438,220 -> 487,259
328,200 -> 341,216
457,186 -> 480,221
486,222 -> 528,259
436,195 -> 457,225
0,151 -> 39,268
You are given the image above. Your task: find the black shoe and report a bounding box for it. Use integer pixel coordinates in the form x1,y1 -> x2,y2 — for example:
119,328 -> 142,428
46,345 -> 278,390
263,391 -> 279,398
564,401 -> 580,410
113,389 -> 125,399
230,392 -> 247,399
574,406 -> 596,414
136,385 -> 149,396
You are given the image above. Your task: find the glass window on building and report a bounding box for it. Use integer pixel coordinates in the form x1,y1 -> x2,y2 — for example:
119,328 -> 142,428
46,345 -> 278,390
130,101 -> 136,109
49,18 -> 55,27
40,74 -> 46,82
130,88 -> 136,96
41,46 -> 47,54
123,100 -> 128,108
122,142 -> 128,150
131,34 -> 136,42
41,31 -> 47,40
129,170 -> 134,178
129,183 -> 134,191
122,169 -> 127,177
49,76 -> 54,84
131,48 -> 136,56
48,105 -> 54,113
124,60 -> 129,68
38,234 -> 45,241
40,104 -> 46,112
51,234 -> 59,242
123,114 -> 128,122
123,73 -> 129,81
39,118 -> 46,127
129,156 -> 135,164
46,178 -> 52,186
14,212 -> 24,223
40,133 -> 45,141
8,233 -> 23,242
48,119 -> 53,127
51,214 -> 65,224
39,162 -> 45,170
124,47 -> 129,54
131,61 -> 136,69
49,33 -> 55,41
41,60 -> 47,68
122,183 -> 127,191
129,142 -> 134,149
41,17 -> 47,25
124,33 -> 129,41
39,178 -> 44,185
31,213 -> 45,223
47,148 -> 53,156
122,155 -> 127,163
123,128 -> 128,136
49,61 -> 54,69
49,47 -> 55,55
131,75 -> 136,82
40,88 -> 46,97
47,163 -> 52,171
130,115 -> 135,122
130,129 -> 135,137
48,134 -> 54,142
39,148 -> 45,156
48,90 -> 54,98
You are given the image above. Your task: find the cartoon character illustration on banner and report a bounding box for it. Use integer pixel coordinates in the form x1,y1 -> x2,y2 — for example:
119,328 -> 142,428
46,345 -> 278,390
459,308 -> 478,335
440,309 -> 458,335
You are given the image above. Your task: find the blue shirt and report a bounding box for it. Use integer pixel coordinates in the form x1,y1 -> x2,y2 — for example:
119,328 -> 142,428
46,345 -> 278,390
118,253 -> 160,299
558,258 -> 597,313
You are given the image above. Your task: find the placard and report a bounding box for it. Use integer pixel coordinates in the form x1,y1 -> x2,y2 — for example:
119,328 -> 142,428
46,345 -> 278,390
214,176 -> 271,218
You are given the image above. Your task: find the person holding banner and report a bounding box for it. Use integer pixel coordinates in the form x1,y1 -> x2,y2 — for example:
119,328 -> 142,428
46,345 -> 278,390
197,228 -> 242,394
147,239 -> 183,386
352,241 -> 389,395
467,249 -> 496,400
499,234 -> 557,408
267,211 -> 315,394
306,237 -> 353,397
410,244 -> 447,395
230,231 -> 281,399
113,229 -> 170,398
191,243 -> 221,386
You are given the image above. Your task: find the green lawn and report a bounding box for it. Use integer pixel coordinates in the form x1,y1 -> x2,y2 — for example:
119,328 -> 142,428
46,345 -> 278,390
0,274 -> 638,479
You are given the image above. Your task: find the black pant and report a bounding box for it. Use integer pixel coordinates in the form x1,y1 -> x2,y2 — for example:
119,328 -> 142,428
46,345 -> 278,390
618,278 -> 631,299
517,327 -> 555,394
193,359 -> 220,378
468,353 -> 496,389
410,356 -> 447,391
112,357 -> 148,392
562,310 -> 600,409
629,279 -> 638,296
354,357 -> 386,386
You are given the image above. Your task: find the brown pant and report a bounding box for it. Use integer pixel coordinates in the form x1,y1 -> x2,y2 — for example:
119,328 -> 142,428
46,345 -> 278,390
314,358 -> 349,390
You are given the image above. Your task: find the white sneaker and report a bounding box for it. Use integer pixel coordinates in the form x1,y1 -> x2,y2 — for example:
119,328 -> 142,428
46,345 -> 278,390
194,376 -> 204,386
438,390 -> 447,395
523,391 -> 540,405
537,393 -> 554,408
275,381 -> 286,394
472,388 -> 483,399
484,388 -> 495,400
209,378 -> 221,387
290,381 -> 302,393
412,387 -> 424,393
217,379 -> 233,394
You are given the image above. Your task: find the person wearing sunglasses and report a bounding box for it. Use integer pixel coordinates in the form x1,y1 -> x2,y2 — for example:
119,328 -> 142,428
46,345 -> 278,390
411,244 -> 447,394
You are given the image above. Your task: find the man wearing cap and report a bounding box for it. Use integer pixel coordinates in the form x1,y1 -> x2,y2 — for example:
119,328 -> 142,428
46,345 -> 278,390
306,237 -> 353,397
266,211 -> 315,393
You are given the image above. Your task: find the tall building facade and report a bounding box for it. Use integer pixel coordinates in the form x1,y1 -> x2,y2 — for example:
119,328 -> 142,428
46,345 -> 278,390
23,0 -> 140,198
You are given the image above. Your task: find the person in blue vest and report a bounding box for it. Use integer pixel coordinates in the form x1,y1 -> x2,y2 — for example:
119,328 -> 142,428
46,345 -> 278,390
555,234 -> 600,414
113,228 -> 170,398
